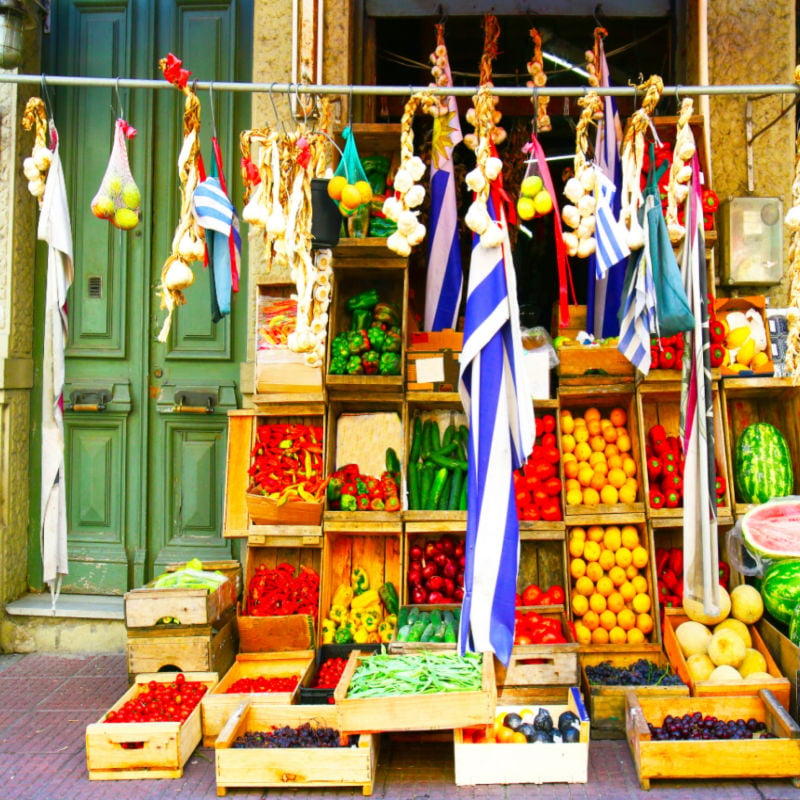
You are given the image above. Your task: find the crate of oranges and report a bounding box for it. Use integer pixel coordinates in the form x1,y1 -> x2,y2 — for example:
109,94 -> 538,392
568,522 -> 662,651
558,394 -> 644,520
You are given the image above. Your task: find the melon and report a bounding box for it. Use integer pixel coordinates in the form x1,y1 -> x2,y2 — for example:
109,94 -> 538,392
708,665 -> 742,682
686,653 -> 715,682
734,422 -> 794,505
675,620 -> 712,657
744,671 -> 773,682
739,648 -> 768,678
683,587 -> 730,626
713,617 -> 752,648
730,583 -> 764,624
707,628 -> 746,668
742,498 -> 800,560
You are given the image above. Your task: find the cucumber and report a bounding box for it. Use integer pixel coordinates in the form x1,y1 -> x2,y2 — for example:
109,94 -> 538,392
397,606 -> 410,628
433,621 -> 448,642
448,468 -> 465,510
420,464 -> 434,510
437,472 -> 453,510
429,450 -> 468,471
429,467 -> 449,510
385,447 -> 401,475
442,421 -> 457,448
442,609 -> 456,626
407,620 -> 426,642
420,622 -> 436,642
429,609 -> 443,627
409,415 -> 423,463
407,606 -> 421,625
421,419 -> 434,459
444,622 -> 457,643
396,624 -> 412,642
408,462 -> 420,510
430,420 -> 441,453
459,474 -> 468,511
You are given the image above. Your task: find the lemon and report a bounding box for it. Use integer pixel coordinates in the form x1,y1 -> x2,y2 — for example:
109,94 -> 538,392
516,196 -> 536,220
327,175 -> 348,201
91,196 -> 115,219
340,183 -> 363,210
354,180 -> 373,203
533,190 -> 554,215
726,325 -> 751,349
520,174 -> 544,197
113,207 -> 139,230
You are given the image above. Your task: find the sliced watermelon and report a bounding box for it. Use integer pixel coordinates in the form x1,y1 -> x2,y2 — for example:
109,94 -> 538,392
742,497 -> 800,559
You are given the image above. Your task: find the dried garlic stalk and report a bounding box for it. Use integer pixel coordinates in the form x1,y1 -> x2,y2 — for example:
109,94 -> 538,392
526,28 -> 551,133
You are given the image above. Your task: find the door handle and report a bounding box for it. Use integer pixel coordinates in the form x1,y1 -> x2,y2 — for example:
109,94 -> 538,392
66,389 -> 112,412
173,390 -> 217,414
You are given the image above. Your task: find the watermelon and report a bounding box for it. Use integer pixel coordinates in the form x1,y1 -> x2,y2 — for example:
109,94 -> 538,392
734,422 -> 794,504
741,498 -> 800,560
760,559 -> 800,626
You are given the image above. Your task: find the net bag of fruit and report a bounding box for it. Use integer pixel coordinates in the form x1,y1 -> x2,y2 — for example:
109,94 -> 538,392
329,126 -> 373,236
90,118 -> 141,230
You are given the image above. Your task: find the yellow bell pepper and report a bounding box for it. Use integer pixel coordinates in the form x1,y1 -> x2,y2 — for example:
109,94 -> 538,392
329,604 -> 348,624
351,566 -> 370,594
384,613 -> 397,629
353,626 -> 369,644
351,589 -> 380,610
363,611 -> 380,633
332,584 -> 354,609
344,618 -> 359,635
378,621 -> 395,643
367,631 -> 382,644
363,604 -> 383,620
350,608 -> 365,625
321,619 -> 336,644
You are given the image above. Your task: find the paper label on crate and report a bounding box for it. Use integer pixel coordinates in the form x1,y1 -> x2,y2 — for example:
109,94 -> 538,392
415,355 -> 445,384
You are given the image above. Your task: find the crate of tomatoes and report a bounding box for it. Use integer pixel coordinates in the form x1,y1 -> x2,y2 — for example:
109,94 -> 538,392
514,409 -> 563,526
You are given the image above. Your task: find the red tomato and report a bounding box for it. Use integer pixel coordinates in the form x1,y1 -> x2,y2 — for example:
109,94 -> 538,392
543,446 -> 561,465
515,634 -> 533,646
542,414 -> 556,433
534,461 -> 556,480
541,432 -> 557,449
533,488 -> 549,508
524,610 -> 543,624
538,593 -> 554,605
538,630 -> 563,644
515,592 -> 523,606
544,477 -> 562,496
535,417 -> 544,438
521,584 -> 543,605
545,585 -> 565,604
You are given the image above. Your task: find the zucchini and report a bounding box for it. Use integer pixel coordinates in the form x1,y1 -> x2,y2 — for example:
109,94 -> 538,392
420,464 -> 434,510
444,622 -> 458,643
437,472 -> 453,510
385,447 -> 401,475
429,467 -> 449,510
433,621 -> 448,642
429,609 -> 443,627
407,606 -> 421,625
396,624 -> 412,642
442,421 -> 457,448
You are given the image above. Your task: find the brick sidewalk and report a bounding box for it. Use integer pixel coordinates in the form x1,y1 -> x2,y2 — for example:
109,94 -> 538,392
0,653 -> 798,800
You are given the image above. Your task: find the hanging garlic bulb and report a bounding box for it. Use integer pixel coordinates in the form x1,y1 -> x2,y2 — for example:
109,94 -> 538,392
163,256 -> 195,291
386,231 -> 412,257
465,200 -> 490,234
465,168 -> 486,193
22,158 -> 40,181
32,146 -> 52,171
404,184 -> 426,209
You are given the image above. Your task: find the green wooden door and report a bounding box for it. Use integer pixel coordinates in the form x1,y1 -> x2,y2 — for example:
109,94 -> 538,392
34,0 -> 252,594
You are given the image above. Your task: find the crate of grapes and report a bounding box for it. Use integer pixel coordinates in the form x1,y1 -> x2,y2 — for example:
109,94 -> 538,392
580,650 -> 688,739
214,700 -> 378,796
625,690 -> 800,789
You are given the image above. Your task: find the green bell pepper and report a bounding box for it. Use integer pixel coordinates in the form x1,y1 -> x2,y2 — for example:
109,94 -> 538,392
345,289 -> 379,311
340,494 -> 358,512
351,566 -> 370,594
362,350 -> 380,374
378,351 -> 401,375
334,626 -> 355,644
347,330 -> 369,355
367,326 -> 386,351
329,355 -> 348,375
331,334 -> 351,360
345,355 -> 364,375
373,301 -> 401,327
327,475 -> 344,504
382,329 -> 402,353
351,307 -> 373,332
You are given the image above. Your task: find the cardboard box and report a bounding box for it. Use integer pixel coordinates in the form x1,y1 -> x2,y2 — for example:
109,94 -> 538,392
453,688 -> 590,785
406,329 -> 462,393
86,671 -> 218,780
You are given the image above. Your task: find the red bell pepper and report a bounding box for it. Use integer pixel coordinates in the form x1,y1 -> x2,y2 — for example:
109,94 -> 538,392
669,547 -> 683,575
658,346 -> 677,370
649,488 -> 666,509
661,569 -> 678,592
664,490 -> 681,508
647,456 -> 662,481
709,318 -> 727,343
715,475 -> 727,497
656,547 -> 670,576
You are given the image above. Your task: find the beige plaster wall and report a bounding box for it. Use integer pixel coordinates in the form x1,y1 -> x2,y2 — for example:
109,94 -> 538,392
687,0 -> 796,303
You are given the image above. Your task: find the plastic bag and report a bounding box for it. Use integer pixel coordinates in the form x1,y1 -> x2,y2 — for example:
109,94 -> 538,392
91,118 -> 141,230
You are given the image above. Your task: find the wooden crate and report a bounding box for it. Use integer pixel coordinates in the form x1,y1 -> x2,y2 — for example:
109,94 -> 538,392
721,377 -> 800,517
166,560 -> 242,600
625,690 -> 800,789
453,687 -> 590,785
558,388 -> 645,519
223,407 -> 325,539
324,397 -> 404,528
214,699 -> 378,796
581,649 -> 689,739
253,285 -> 324,400
238,544 -> 321,653
715,295 -> 775,379
494,612 -> 579,688
124,571 -> 238,629
758,616 -> 800,720
125,610 -> 237,681
566,518 -> 662,647
518,532 -> 567,605
662,611 -> 791,709
406,329 -> 462,393
86,671 -> 218,780
325,263 -> 408,396
201,651 -> 315,745
636,382 -> 732,523
319,527 -> 402,645
334,649 -> 496,733
403,399 -> 468,519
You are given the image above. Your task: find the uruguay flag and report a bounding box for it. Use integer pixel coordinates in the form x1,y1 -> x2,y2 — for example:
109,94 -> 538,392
424,37 -> 463,331
458,190 -> 535,665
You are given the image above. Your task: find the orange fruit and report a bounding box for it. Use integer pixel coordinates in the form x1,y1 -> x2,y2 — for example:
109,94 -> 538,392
495,725 -> 516,744
589,592 -> 607,614
570,527 -> 586,540
511,731 -> 528,744
607,591 -> 626,614
575,442 -> 592,463
615,547 -> 633,568
599,609 -> 617,630
622,456 -> 638,477
575,576 -> 594,596
632,593 -> 652,614
617,433 -> 632,453
596,576 -> 614,597
583,540 -> 601,563
564,460 -> 580,480
585,561 -> 604,583
603,527 -> 621,551
590,435 -> 607,452
621,526 -> 640,549
618,483 -> 637,504
609,407 -> 627,427
608,467 -> 627,489
600,484 -> 619,505
582,609 -> 600,631
617,607 -> 636,631
591,626 -> 610,644
354,180 -> 374,203
632,575 -> 649,595
587,525 -> 605,543
609,626 -> 628,644
587,419 -> 602,437
561,434 -> 576,454
605,447 -> 621,462
566,488 -> 583,506
590,472 -> 608,492
626,564 -> 640,580
340,183 -> 364,210
326,174 -> 348,201
570,557 -> 587,579
566,478 -> 581,493
584,407 -> 602,423
593,461 -> 609,477
589,450 -> 607,468
598,548 -> 616,571
627,627 -> 646,644
577,466 -> 594,488
560,411 -> 575,434
574,426 -> 590,443
574,622 -> 592,644
619,580 -> 636,602
608,565 -> 627,587
636,612 -> 654,635
632,546 -> 649,569
582,487 -> 600,506
568,537 -> 585,558
571,593 -> 589,616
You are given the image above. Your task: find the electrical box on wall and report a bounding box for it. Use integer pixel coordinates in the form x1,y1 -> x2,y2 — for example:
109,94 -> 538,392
719,197 -> 784,286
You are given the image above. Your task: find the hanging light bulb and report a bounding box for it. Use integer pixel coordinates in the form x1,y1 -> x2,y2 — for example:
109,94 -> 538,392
0,0 -> 30,69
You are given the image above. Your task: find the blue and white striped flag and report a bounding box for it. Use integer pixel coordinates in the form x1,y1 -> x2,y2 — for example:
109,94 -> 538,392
424,41 -> 463,331
587,36 -> 626,339
458,192 -> 535,665
594,170 -> 630,277
193,174 -> 241,319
